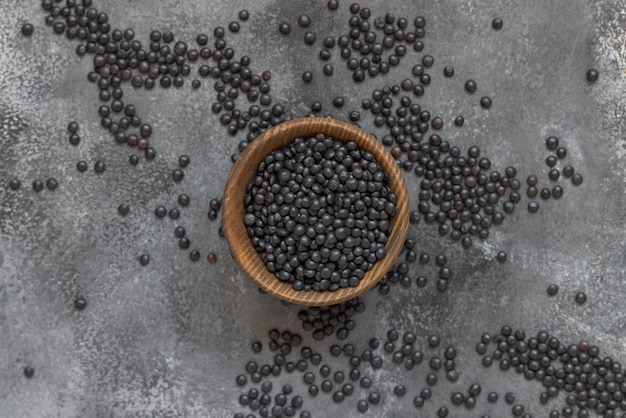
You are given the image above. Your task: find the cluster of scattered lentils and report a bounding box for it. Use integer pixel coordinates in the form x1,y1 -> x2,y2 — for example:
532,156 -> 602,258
477,326 -> 626,417
298,4 -> 427,83
376,247 -> 463,295
245,135 -> 396,291
234,326 -> 626,417
234,326 -> 462,417
26,0 -> 301,266
278,2 -> 587,249
236,329 -> 312,418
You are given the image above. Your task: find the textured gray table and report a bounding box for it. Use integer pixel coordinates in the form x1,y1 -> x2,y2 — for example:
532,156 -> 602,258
1,1 -> 625,417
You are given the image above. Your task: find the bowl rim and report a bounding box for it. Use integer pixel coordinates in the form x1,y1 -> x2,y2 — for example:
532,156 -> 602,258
222,117 -> 410,306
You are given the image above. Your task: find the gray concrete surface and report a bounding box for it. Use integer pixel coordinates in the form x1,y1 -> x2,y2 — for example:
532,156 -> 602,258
0,0 -> 625,417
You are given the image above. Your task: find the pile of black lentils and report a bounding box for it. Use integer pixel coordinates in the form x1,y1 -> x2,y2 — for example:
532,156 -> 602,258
245,135 -> 396,291
11,0 -> 612,416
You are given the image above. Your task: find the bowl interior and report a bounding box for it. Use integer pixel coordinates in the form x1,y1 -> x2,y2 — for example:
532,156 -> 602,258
222,117 -> 410,306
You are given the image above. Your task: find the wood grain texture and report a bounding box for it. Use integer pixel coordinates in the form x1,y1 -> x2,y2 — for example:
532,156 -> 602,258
222,117 -> 410,306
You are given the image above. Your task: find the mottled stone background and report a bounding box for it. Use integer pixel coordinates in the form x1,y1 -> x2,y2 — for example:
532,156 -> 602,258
0,0 -> 625,417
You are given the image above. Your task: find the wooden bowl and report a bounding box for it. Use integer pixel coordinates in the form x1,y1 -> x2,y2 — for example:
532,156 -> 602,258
222,117 -> 410,306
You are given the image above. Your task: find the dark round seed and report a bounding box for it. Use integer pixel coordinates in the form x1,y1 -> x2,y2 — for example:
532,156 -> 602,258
189,250 -> 200,261
528,201 -> 540,213
546,136 -> 559,150
357,399 -> 369,412
139,254 -> 150,266
173,169 -> 184,182
304,32 -> 316,45
228,21 -> 240,32
505,392 -> 516,404
21,22 -> 34,36
251,341 -> 262,352
571,173 -> 583,185
480,96 -> 492,109
23,367 -> 35,378
548,169 -> 560,181
207,253 -> 217,264
492,18 -> 503,30
278,22 -> 291,35
32,180 -> 44,192
586,69 -> 599,82
394,385 -> 406,396
332,97 -> 345,108
298,15 -> 311,27
74,296 -> 87,310
178,155 -> 190,167
443,66 -> 454,77
465,80 -> 477,93
547,284 -> 559,296
45,178 -> 58,190
496,251 -> 507,262
154,206 -> 167,218
575,292 -> 587,304
512,404 -> 524,416
178,194 -> 190,206
94,161 -> 106,173
118,204 -> 129,216
368,392 -> 380,404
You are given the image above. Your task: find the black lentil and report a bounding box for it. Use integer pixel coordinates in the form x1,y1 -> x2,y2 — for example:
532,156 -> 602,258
173,169 -> 184,182
547,284 -> 559,296
278,22 -> 291,35
586,69 -> 599,82
465,80 -> 477,93
480,96 -> 492,109
76,161 -> 88,172
139,254 -> 150,266
24,367 -> 35,378
74,296 -> 87,310
21,22 -> 35,36
45,178 -> 58,190
32,180 -> 44,192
